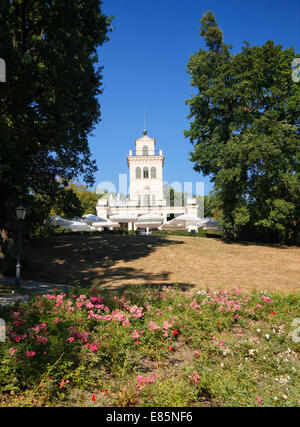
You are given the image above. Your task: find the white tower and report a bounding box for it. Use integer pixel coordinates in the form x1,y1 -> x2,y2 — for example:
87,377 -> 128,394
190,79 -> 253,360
127,131 -> 165,207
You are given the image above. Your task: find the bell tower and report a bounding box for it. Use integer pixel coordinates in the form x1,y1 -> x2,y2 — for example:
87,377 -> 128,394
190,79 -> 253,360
127,131 -> 165,207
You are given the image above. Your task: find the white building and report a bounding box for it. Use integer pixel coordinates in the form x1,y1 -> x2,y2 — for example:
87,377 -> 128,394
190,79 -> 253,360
96,131 -> 198,229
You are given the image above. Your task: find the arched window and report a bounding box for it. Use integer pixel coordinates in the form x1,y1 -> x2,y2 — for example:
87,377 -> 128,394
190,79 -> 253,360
142,145 -> 148,156
143,167 -> 149,178
136,167 -> 141,179
151,167 -> 156,179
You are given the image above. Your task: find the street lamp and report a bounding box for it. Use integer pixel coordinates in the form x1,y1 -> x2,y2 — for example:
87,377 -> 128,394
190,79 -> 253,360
15,204 -> 26,286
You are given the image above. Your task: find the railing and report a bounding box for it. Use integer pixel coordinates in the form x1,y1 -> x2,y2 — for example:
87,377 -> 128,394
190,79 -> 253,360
128,150 -> 163,156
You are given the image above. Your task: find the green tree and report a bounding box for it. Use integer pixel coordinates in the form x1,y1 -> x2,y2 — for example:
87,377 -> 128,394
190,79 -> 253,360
163,184 -> 188,207
185,11 -> 300,243
196,193 -> 219,218
69,182 -> 99,215
49,186 -> 84,219
0,0 -> 112,258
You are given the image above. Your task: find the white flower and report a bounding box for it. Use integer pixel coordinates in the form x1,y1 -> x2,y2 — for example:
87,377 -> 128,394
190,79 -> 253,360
257,329 -> 261,333
265,334 -> 270,340
279,375 -> 290,385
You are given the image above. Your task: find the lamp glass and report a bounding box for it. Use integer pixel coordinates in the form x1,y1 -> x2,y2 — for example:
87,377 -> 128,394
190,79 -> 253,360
16,205 -> 26,220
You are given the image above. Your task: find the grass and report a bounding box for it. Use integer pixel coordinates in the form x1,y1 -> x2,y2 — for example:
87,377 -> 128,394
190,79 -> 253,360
0,285 -> 299,407
8,234 -> 300,294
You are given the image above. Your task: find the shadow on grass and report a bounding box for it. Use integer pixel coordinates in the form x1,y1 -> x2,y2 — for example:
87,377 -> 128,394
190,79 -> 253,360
221,239 -> 293,249
203,231 -> 293,249
20,234 -> 185,288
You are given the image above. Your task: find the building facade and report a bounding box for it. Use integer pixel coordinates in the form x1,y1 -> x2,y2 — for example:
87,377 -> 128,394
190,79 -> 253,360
96,131 -> 198,227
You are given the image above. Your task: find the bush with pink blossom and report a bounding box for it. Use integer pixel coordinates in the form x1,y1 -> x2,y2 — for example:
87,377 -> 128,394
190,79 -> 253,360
0,285 -> 299,407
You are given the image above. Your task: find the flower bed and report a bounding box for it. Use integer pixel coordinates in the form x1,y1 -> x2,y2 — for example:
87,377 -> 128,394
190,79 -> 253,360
0,285 -> 299,407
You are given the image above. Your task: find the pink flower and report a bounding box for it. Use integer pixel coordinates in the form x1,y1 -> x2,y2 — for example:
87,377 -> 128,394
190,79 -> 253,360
163,321 -> 172,330
254,396 -> 262,404
190,299 -> 201,310
132,330 -> 139,340
188,371 -> 200,387
25,350 -> 36,357
9,347 -> 18,355
89,342 -> 99,352
136,374 -> 156,390
149,321 -> 160,331
83,342 -> 100,352
66,337 -> 75,343
12,312 -> 22,320
261,295 -> 273,303
59,378 -> 69,388
122,318 -> 130,326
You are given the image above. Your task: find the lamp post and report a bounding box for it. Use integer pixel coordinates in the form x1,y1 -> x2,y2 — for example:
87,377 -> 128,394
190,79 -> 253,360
15,204 -> 26,286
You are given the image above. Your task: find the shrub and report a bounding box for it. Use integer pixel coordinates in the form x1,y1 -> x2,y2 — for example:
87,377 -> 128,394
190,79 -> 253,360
0,286 -> 299,406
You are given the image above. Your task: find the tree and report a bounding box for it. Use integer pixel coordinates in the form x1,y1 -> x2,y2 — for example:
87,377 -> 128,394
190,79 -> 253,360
49,186 -> 84,219
196,192 -> 220,218
185,11 -> 300,243
163,183 -> 188,207
0,0 -> 112,258
68,182 -> 99,215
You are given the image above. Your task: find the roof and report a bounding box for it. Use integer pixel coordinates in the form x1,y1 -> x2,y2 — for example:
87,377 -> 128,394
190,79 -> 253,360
135,134 -> 156,146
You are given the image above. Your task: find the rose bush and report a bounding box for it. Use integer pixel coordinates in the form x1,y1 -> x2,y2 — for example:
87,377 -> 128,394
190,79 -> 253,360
0,285 -> 299,406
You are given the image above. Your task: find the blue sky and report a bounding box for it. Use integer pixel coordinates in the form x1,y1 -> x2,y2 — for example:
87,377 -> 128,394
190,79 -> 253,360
88,0 -> 300,195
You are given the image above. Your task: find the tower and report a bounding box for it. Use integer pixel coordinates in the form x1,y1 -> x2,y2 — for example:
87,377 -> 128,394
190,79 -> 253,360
127,131 -> 165,207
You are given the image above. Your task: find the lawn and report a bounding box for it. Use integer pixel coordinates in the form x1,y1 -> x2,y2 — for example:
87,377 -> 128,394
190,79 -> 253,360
16,234 -> 300,294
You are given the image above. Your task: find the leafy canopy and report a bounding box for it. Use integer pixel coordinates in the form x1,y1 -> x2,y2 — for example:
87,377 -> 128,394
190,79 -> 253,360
0,0 -> 112,242
185,11 -> 300,243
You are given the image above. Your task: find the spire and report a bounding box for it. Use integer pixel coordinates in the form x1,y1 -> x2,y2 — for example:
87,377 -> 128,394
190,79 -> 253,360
143,112 -> 147,135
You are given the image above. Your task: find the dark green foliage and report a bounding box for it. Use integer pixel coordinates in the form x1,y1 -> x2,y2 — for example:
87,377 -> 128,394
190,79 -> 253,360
0,0 -> 112,255
185,11 -> 300,244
